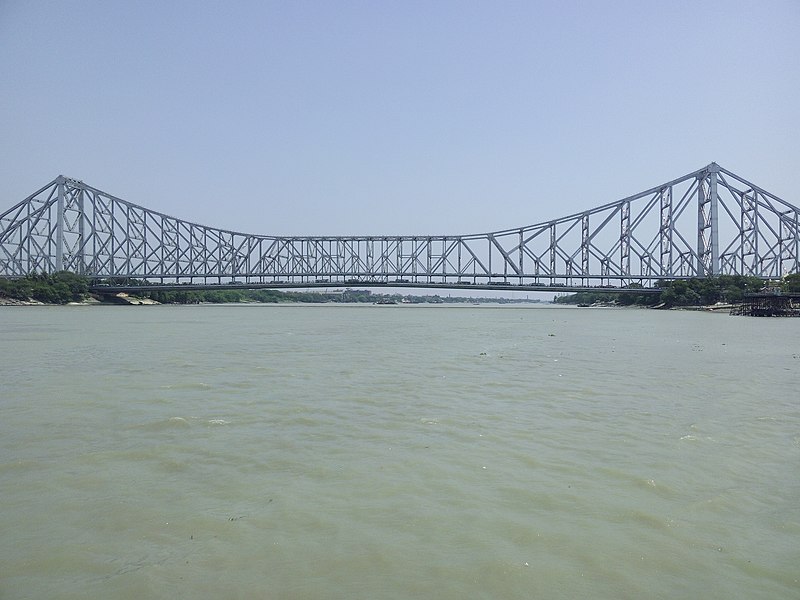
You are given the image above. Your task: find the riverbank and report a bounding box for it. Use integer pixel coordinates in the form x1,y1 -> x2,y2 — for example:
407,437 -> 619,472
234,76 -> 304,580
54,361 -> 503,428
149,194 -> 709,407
557,274 -> 800,308
0,296 -> 735,313
0,293 -> 159,306
2,273 -> 544,306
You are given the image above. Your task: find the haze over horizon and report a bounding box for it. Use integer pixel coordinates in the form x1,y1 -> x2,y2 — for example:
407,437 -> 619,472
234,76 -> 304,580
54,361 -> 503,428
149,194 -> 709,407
1,1 -> 798,237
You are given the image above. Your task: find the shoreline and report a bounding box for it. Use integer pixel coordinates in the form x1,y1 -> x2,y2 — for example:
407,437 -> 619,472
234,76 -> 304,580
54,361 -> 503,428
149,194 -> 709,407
0,293 -> 160,307
1,295 -> 737,313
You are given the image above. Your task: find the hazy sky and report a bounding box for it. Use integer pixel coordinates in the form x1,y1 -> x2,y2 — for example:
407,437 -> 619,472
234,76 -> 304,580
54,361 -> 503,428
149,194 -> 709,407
1,1 -> 798,237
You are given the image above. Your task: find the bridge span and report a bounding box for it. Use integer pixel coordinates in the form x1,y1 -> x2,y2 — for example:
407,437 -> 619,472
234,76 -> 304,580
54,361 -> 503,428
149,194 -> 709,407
1,163 -> 798,288
91,281 -> 660,295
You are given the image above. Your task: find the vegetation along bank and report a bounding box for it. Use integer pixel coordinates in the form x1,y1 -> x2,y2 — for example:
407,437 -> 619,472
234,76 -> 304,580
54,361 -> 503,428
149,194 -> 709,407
2,272 -> 798,307
554,274 -> 800,308
0,272 -> 533,306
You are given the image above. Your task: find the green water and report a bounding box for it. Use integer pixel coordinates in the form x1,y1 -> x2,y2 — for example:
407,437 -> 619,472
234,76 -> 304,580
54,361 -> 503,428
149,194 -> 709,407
1,304 -> 798,599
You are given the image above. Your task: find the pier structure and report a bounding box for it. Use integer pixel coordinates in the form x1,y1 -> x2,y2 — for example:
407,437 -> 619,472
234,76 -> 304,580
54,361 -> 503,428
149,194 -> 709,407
730,292 -> 800,317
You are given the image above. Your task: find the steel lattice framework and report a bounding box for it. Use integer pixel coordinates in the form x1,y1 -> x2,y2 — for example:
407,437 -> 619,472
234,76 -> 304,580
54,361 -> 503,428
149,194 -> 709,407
1,163 -> 798,285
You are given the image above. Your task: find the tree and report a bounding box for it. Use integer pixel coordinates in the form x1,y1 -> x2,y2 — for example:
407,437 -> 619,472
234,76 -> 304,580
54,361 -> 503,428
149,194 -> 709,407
784,273 -> 800,293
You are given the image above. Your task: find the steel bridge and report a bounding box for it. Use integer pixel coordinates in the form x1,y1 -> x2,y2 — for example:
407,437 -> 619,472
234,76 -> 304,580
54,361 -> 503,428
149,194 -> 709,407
1,163 -> 798,289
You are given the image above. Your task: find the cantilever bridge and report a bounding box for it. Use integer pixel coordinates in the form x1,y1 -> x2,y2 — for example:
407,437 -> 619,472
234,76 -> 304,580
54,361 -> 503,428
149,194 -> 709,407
1,163 -> 798,291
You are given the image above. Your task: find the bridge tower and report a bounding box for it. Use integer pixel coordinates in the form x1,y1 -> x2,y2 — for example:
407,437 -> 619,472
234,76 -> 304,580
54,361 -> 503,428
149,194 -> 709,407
53,175 -> 86,274
697,162 -> 720,275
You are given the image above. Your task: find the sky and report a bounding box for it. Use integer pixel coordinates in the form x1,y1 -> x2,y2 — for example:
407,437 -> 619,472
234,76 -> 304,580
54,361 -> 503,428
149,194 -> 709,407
1,0 -> 798,238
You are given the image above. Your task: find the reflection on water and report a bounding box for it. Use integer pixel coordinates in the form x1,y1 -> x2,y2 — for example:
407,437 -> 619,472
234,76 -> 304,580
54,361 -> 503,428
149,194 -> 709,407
1,305 -> 799,599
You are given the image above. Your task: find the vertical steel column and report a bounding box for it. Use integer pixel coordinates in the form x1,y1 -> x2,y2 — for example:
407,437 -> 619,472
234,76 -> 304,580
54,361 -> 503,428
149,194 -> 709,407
440,237 -> 447,280
381,237 -> 387,279
794,211 -> 800,276
457,237 -> 462,277
697,164 -> 720,275
426,237 -> 432,282
367,238 -> 373,276
620,201 -> 630,276
396,236 -> 402,278
659,187 -> 672,277
697,177 -> 706,276
780,209 -> 800,277
487,237 -> 492,278
110,193 -> 117,277
77,186 -> 85,274
710,164 -> 719,274
55,176 -> 65,271
126,206 -> 135,278
581,214 -> 589,275
740,190 -> 758,275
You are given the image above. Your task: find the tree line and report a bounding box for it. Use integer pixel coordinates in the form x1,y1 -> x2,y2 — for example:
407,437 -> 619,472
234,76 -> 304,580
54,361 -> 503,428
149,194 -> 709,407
1,272 -> 539,305
0,271 -> 89,304
554,274 -> 800,307
3,272 -> 798,306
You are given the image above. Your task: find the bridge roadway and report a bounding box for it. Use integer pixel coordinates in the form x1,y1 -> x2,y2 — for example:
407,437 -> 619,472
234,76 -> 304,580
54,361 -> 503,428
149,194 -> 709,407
90,281 -> 661,294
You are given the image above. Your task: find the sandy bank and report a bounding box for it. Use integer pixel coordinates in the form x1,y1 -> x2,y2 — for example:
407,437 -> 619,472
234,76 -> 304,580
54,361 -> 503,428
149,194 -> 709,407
1,293 -> 160,306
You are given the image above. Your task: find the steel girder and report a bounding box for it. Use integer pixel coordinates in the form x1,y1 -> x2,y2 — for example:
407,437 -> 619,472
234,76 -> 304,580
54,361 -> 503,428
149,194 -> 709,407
1,164 -> 798,284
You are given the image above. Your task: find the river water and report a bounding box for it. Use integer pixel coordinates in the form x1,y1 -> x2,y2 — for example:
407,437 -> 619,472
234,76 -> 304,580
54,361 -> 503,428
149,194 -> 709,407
1,304 -> 798,599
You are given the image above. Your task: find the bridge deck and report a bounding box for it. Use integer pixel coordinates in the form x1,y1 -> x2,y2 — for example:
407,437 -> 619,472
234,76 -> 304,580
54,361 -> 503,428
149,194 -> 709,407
89,281 -> 660,294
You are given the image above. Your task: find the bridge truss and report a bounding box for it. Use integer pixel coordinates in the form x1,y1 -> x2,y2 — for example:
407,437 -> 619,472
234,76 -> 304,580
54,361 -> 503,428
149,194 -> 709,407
1,163 -> 798,286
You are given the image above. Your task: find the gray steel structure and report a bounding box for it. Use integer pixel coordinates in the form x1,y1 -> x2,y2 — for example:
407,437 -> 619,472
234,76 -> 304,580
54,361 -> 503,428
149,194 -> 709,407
1,163 -> 798,286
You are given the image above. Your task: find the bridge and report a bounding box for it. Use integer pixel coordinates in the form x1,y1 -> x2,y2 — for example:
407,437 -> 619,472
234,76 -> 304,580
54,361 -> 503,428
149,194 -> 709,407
1,163 -> 798,291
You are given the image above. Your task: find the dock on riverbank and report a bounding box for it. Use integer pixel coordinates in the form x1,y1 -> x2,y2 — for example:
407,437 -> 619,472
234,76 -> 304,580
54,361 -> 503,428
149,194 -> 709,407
730,292 -> 800,317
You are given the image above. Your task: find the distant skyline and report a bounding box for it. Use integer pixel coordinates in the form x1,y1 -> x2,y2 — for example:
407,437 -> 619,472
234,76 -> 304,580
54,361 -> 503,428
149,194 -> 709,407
1,1 -> 798,237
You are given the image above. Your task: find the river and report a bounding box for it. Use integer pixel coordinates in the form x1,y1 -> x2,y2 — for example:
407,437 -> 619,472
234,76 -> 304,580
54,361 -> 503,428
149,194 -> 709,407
1,304 -> 798,599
